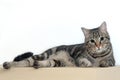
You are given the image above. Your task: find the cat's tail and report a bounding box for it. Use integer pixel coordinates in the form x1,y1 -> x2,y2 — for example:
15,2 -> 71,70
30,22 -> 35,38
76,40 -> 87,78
13,52 -> 34,61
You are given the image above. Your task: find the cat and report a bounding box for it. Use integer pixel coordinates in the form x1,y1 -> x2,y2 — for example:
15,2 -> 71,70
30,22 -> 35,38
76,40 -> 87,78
3,22 -> 115,69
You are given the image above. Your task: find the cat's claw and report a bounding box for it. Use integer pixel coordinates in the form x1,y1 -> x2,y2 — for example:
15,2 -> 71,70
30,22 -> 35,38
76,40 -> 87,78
3,62 -> 11,69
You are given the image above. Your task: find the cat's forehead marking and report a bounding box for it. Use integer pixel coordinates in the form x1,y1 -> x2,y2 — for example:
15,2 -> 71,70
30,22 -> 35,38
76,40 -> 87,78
92,31 -> 101,39
89,28 -> 101,39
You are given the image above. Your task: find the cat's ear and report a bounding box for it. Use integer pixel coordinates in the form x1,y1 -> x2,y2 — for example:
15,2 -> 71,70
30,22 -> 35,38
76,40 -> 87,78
81,27 -> 90,38
99,21 -> 107,32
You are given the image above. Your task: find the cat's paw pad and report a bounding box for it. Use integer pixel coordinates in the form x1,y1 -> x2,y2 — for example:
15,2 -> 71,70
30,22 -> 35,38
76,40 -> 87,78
3,62 -> 11,69
33,60 -> 40,69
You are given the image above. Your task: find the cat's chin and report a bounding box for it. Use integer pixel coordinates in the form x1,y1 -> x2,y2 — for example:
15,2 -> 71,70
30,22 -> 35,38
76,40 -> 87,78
96,49 -> 103,53
91,49 -> 108,58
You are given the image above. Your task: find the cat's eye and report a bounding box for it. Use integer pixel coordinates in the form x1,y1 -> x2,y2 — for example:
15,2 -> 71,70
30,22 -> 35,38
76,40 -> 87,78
90,39 -> 95,43
100,37 -> 104,41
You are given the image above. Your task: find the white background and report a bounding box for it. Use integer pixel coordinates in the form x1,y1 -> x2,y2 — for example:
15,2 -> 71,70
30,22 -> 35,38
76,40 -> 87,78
0,0 -> 120,65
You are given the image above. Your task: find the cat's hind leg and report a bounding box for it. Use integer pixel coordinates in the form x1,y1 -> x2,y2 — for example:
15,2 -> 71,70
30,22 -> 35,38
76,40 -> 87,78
33,59 -> 62,69
33,51 -> 76,69
3,57 -> 34,69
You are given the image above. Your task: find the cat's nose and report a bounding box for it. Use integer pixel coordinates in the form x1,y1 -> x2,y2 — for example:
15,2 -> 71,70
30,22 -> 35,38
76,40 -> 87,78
95,43 -> 101,50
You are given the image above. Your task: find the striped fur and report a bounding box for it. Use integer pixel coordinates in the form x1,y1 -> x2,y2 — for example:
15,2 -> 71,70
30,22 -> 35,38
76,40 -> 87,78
3,22 -> 115,69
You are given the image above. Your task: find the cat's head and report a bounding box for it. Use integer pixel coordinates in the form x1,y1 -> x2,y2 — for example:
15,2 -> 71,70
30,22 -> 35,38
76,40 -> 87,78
81,22 -> 111,56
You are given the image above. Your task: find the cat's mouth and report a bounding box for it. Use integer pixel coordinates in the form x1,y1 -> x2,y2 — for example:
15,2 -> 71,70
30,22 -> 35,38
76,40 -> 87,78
96,49 -> 103,53
94,44 -> 108,53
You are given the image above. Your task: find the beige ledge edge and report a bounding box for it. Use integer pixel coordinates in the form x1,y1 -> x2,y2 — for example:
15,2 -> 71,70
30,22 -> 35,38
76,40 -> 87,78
0,66 -> 120,80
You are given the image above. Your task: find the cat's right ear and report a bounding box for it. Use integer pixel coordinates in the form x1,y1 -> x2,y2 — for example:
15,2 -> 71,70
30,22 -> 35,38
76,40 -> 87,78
99,21 -> 107,33
81,27 -> 90,38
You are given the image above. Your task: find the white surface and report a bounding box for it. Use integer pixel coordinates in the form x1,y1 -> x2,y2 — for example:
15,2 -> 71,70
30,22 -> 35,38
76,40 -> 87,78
0,67 -> 120,80
0,0 -> 120,65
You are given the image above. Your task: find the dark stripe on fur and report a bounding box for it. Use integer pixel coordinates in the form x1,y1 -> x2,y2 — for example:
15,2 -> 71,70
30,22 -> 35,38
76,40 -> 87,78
45,49 -> 52,58
56,45 -> 67,52
53,59 -> 61,67
13,52 -> 33,61
72,45 -> 83,58
67,45 -> 77,55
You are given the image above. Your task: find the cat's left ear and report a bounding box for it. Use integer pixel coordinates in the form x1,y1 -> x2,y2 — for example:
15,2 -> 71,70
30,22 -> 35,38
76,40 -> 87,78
81,27 -> 90,38
99,21 -> 107,32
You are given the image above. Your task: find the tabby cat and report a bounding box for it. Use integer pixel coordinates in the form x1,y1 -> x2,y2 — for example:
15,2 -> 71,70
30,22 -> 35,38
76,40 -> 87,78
3,22 -> 115,69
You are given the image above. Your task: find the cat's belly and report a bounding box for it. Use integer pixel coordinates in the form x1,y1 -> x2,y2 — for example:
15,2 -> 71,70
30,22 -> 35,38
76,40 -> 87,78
49,51 -> 76,67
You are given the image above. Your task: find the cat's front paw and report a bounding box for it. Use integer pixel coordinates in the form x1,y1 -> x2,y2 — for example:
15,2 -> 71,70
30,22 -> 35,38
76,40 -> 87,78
99,60 -> 114,67
3,62 -> 11,69
33,60 -> 40,69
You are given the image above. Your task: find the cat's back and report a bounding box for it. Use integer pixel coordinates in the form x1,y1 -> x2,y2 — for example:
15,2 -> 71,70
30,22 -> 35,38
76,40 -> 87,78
44,43 -> 85,56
